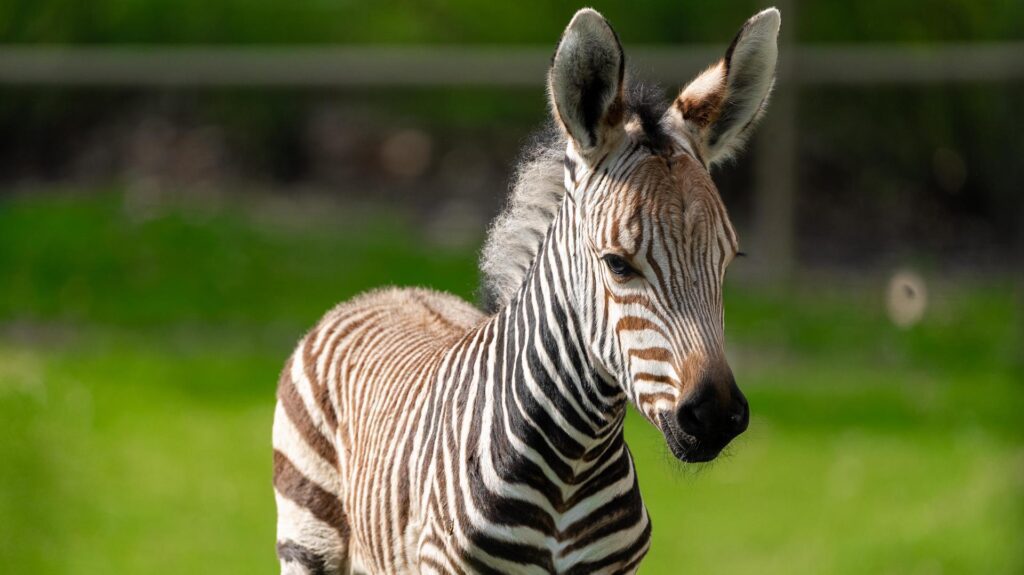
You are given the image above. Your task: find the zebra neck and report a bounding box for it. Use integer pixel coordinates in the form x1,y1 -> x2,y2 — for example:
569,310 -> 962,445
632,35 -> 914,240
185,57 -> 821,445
490,210 -> 628,465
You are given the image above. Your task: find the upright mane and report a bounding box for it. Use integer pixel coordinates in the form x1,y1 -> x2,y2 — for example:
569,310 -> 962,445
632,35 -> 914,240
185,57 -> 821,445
478,124 -> 565,312
478,83 -> 671,312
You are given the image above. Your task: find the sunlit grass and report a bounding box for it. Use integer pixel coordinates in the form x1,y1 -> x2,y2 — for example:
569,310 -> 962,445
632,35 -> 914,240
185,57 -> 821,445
629,365 -> 1024,575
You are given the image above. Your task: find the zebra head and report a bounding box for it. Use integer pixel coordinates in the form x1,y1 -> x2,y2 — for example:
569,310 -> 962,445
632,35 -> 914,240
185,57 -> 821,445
549,8 -> 780,462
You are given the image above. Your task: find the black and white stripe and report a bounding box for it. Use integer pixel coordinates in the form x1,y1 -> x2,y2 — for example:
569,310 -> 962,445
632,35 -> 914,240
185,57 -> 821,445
273,7 -> 780,574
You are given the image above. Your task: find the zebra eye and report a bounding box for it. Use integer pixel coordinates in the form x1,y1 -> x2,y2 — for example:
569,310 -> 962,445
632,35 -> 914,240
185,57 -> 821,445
602,254 -> 635,278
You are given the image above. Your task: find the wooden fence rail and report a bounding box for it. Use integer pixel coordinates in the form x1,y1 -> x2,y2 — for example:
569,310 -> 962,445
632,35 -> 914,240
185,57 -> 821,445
1,44 -> 1022,87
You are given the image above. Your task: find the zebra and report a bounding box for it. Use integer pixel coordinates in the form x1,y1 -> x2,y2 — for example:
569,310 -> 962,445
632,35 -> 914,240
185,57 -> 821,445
273,7 -> 780,574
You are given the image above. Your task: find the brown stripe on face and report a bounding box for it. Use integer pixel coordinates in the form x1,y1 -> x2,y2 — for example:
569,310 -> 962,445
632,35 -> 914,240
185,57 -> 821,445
628,347 -> 672,362
608,209 -> 621,248
636,391 -> 676,409
273,449 -> 348,536
606,291 -> 653,307
643,242 -> 669,292
615,316 -> 669,340
634,372 -> 678,385
672,154 -> 736,253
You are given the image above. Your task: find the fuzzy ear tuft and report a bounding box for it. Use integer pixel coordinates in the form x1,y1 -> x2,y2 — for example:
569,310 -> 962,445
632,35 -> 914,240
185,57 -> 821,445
548,8 -> 626,160
669,8 -> 780,166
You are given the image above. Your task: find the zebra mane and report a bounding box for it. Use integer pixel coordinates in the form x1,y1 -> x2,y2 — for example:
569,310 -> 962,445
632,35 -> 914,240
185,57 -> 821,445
478,83 -> 670,313
478,125 -> 565,312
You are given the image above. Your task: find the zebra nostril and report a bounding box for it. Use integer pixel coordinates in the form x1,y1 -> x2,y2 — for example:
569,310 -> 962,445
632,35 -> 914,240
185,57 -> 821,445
729,398 -> 750,434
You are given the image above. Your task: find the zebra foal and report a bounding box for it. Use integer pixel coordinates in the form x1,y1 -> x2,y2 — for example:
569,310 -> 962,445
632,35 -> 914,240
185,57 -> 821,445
273,7 -> 781,574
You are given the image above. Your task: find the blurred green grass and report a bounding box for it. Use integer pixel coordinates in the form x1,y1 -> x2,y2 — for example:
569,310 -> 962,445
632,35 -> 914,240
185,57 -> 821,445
1,190 -> 1021,574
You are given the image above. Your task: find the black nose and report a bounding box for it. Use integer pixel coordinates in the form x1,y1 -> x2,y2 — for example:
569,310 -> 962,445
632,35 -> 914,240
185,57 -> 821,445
676,381 -> 749,441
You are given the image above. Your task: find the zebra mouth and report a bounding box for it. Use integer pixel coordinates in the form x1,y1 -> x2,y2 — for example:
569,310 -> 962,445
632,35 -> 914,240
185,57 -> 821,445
657,412 -> 723,463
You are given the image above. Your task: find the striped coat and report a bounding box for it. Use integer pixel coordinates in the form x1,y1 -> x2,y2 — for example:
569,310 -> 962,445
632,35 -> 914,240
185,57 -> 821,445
275,276 -> 648,573
273,7 -> 780,574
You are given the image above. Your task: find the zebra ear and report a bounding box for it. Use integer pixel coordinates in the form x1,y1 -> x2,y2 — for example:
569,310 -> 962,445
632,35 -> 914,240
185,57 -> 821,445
668,8 -> 780,166
548,8 -> 626,161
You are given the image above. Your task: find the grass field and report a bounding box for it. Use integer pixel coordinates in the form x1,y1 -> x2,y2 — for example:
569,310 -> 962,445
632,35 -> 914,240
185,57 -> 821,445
1,190 -> 1021,574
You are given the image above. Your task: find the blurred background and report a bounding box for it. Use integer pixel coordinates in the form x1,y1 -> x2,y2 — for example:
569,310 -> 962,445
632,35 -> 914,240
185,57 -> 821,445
0,1 -> 1021,573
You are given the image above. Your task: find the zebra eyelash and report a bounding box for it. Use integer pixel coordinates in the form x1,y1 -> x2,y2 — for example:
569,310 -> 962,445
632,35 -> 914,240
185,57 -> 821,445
602,253 -> 637,278
736,251 -> 747,258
